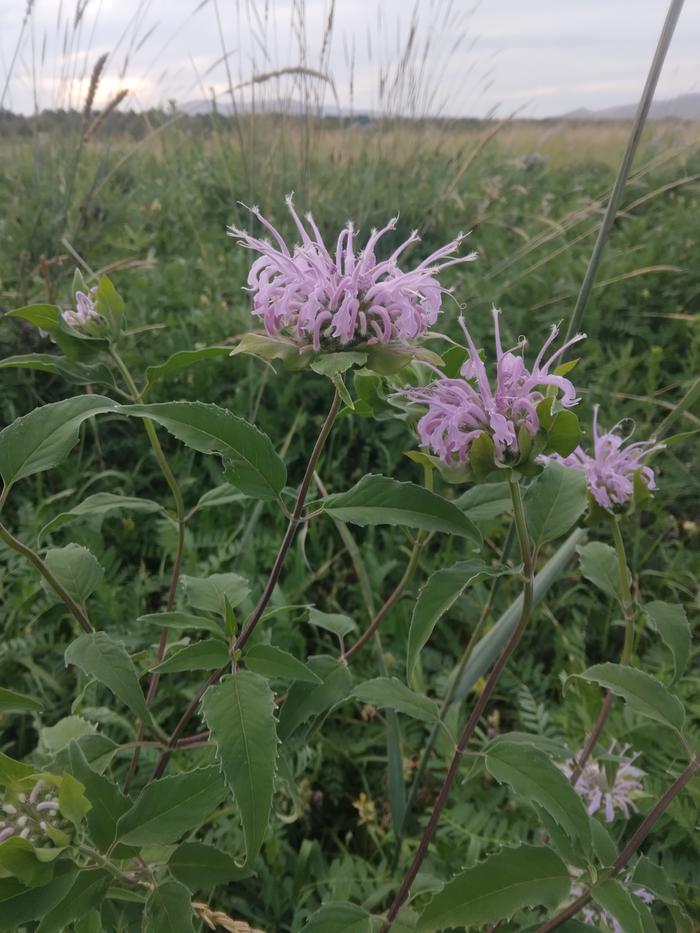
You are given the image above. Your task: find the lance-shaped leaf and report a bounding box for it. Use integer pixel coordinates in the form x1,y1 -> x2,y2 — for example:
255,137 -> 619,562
65,632 -> 152,725
524,461 -> 588,548
570,663 -> 685,732
407,560 -> 512,683
67,742 -> 130,851
322,474 -> 481,541
39,492 -> 163,539
0,395 -> 118,488
35,869 -> 110,933
0,862 -> 78,931
0,354 -> 115,387
145,346 -> 232,391
151,638 -> 229,674
245,644 -> 322,683
123,401 -> 286,500
485,740 -> 591,850
642,601 -> 691,684
200,672 -> 278,866
352,677 -> 439,722
116,766 -> 227,845
416,845 -> 571,931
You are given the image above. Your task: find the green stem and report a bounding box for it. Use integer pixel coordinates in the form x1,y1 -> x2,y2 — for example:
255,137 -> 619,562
382,477 -> 535,929
0,521 -> 93,633
111,347 -> 187,792
570,515 -> 634,784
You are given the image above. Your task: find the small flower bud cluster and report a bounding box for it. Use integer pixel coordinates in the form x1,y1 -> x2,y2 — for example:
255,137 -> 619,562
0,780 -> 63,845
62,287 -> 99,329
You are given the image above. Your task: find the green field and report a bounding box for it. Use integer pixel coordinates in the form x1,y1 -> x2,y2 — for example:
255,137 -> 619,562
1,110 -> 699,931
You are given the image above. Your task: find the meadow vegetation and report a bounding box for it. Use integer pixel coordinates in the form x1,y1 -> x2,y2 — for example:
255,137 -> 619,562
0,74 -> 699,933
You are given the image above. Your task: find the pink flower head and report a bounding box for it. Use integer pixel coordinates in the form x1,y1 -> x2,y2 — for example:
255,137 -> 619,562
562,741 -> 644,823
402,308 -> 585,464
62,287 -> 98,329
551,405 -> 664,509
227,196 -> 476,351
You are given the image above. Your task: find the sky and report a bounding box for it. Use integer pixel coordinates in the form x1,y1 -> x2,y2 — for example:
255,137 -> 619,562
1,0 -> 698,117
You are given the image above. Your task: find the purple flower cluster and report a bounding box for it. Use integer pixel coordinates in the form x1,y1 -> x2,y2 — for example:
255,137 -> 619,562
402,308 -> 585,464
62,288 -> 98,329
562,741 -> 644,822
549,405 -> 663,509
227,196 -> 476,351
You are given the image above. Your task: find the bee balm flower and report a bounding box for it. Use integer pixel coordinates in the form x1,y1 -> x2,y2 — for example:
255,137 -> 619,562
551,405 -> 664,509
562,742 -> 644,822
227,197 -> 476,351
403,308 -> 585,465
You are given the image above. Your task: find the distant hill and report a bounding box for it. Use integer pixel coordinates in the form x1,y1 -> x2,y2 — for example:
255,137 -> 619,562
561,93 -> 700,121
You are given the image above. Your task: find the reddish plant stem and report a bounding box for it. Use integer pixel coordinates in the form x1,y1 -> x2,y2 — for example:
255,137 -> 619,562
538,755 -> 700,932
149,389 -> 341,781
382,478 -> 535,929
342,532 -> 426,663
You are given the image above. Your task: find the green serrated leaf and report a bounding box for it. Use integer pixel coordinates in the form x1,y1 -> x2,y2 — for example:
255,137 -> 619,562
67,741 -> 130,850
39,492 -> 162,539
323,474 -> 481,541
0,354 -> 115,387
122,401 -> 286,500
642,601 -> 691,684
352,677 -> 439,722
36,869 -> 110,933
0,863 -> 78,931
416,845 -> 571,931
407,560 -> 512,683
152,638 -> 229,673
230,332 -> 300,364
200,672 -> 278,866
7,304 -> 108,360
485,741 -> 591,850
571,663 -> 685,732
245,644 -> 322,683
145,346 -> 232,390
116,767 -> 227,846
65,632 -> 152,725
138,610 -> 225,638
0,395 -> 118,489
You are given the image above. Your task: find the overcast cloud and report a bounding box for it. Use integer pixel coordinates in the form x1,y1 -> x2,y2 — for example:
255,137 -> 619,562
1,0 -> 698,117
